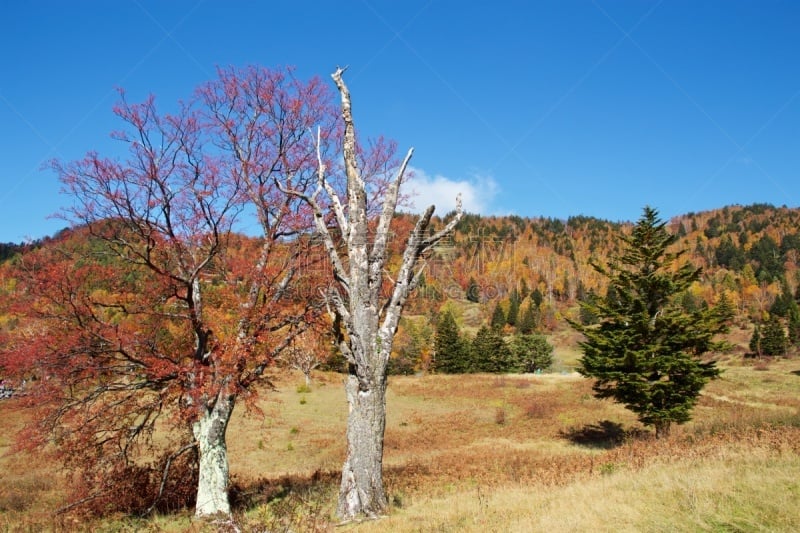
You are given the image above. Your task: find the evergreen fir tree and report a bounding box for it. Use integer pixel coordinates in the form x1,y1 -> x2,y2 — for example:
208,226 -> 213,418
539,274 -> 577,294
714,235 -> 745,271
518,301 -> 538,334
569,207 -> 726,438
714,290 -> 736,325
466,277 -> 480,303
490,303 -> 506,330
506,288 -> 520,327
531,287 -> 543,308
749,323 -> 762,357
788,304 -> 800,347
510,334 -> 553,373
749,235 -> 784,283
769,279 -> 795,318
760,314 -> 788,356
434,310 -> 470,373
471,325 -> 513,373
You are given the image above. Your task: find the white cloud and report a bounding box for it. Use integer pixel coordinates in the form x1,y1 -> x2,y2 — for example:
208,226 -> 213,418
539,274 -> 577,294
404,167 -> 499,215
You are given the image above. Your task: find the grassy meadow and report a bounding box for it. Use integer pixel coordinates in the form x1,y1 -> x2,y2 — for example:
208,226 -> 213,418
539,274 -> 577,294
1,326 -> 799,532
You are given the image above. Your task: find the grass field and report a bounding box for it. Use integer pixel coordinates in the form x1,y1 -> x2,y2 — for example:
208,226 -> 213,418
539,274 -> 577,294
1,342 -> 799,531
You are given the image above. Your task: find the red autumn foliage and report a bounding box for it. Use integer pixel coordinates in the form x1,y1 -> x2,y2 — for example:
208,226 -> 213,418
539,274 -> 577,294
0,65 -> 375,516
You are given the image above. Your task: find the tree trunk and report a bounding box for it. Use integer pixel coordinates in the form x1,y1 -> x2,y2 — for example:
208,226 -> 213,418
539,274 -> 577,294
337,374 -> 388,519
192,393 -> 234,517
278,68 -> 462,522
655,420 -> 671,439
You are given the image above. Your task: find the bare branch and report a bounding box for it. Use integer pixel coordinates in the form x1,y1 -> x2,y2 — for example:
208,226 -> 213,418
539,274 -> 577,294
370,147 -> 414,271
331,67 -> 364,195
421,193 -> 464,249
380,195 -> 463,334
275,176 -> 350,291
315,127 -> 349,237
331,68 -> 367,244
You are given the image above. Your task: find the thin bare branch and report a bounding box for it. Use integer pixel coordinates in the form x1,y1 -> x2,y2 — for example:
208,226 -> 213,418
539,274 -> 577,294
370,147 -> 414,270
275,177 -> 350,291
315,126 -> 349,237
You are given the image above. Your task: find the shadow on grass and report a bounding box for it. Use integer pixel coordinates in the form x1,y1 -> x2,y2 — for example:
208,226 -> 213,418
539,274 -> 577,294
228,462 -> 431,520
228,469 -> 342,530
791,370 -> 800,376
559,420 -> 643,449
229,468 -> 340,511
228,465 -> 424,528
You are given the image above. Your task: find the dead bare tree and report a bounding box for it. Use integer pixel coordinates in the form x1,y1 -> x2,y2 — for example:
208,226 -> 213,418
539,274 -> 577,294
281,67 -> 462,520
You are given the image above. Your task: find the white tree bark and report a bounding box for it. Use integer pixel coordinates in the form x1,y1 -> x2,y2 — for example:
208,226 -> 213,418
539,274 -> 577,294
338,374 -> 388,516
192,391 -> 234,517
280,67 -> 463,520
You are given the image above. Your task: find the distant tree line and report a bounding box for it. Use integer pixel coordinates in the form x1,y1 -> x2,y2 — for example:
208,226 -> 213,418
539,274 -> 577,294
0,229 -> 72,263
433,309 -> 553,374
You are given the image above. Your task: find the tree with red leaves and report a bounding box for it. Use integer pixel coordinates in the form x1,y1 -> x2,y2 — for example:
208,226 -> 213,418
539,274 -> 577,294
4,65 -> 337,518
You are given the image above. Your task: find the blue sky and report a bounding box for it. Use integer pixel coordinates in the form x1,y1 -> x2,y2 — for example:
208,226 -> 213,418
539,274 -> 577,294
2,1 -> 800,243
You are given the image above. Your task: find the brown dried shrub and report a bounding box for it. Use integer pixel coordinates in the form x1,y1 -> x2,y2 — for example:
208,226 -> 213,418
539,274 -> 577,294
64,449 -> 198,517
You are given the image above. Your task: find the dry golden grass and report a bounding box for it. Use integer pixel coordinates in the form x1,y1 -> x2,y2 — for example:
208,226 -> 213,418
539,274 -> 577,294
361,451 -> 800,533
0,398 -> 68,531
1,355 -> 798,532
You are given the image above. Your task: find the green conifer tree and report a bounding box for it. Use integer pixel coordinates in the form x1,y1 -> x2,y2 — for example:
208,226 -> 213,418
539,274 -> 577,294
506,288 -> 520,327
578,289 -> 601,326
434,310 -> 470,373
570,207 -> 726,438
714,290 -> 736,325
471,325 -> 513,373
466,277 -> 480,303
769,279 -> 795,317
490,303 -> 506,330
531,287 -> 543,308
510,334 -> 553,373
518,301 -> 538,334
760,314 -> 788,356
788,304 -> 800,347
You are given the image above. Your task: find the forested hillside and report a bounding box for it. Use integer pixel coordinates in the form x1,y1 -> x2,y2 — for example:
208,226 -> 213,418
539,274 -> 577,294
3,203 -> 799,375
407,203 -> 798,316
383,203 -> 800,371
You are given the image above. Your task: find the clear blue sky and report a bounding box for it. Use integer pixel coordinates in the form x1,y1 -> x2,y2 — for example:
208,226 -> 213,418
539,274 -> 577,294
2,1 -> 800,243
